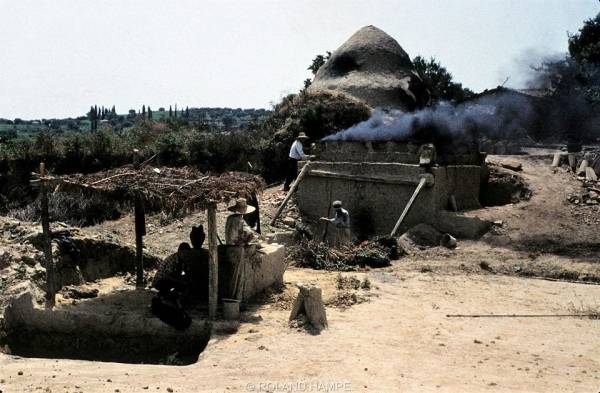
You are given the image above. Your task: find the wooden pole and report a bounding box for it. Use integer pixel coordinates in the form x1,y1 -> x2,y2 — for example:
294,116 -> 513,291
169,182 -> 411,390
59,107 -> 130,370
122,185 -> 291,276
207,202 -> 219,320
551,152 -> 562,167
270,162 -> 311,226
448,195 -> 458,212
134,195 -> 145,288
39,163 -> 55,308
321,183 -> 333,242
568,153 -> 577,171
446,313 -> 598,318
390,176 -> 427,237
254,193 -> 261,235
577,159 -> 589,175
586,167 -> 598,181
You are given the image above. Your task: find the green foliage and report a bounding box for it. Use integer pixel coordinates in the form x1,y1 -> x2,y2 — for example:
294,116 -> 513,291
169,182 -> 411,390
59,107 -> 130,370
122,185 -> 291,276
259,91 -> 371,181
308,51 -> 332,75
157,132 -> 186,166
32,131 -> 56,162
412,56 -> 474,103
569,12 -> 600,65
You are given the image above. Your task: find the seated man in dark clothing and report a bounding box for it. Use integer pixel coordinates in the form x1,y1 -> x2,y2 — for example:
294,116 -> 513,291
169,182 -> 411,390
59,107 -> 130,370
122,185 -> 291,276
152,242 -> 192,297
184,225 -> 210,301
151,242 -> 193,330
152,226 -> 210,302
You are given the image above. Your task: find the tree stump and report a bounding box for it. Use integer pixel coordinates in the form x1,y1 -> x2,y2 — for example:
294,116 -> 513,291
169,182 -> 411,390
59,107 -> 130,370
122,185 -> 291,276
289,283 -> 328,331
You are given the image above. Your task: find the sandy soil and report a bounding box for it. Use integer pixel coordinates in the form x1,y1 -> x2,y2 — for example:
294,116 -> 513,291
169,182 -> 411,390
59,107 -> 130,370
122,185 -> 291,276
1,153 -> 600,392
1,270 -> 599,392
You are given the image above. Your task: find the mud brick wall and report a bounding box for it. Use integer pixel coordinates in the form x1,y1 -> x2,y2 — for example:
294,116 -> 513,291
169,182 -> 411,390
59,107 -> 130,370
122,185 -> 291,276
297,161 -> 481,237
218,243 -> 286,301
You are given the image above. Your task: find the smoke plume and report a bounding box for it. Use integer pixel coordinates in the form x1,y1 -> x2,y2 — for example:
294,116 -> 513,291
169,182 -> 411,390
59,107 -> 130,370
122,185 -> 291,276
322,92 -> 535,151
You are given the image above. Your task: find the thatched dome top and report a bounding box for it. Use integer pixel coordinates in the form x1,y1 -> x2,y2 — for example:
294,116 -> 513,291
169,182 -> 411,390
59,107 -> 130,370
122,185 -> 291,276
308,25 -> 429,111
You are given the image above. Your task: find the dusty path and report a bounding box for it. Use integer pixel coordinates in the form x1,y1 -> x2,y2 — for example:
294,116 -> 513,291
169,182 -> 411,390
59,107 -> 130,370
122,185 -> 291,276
1,269 -> 599,392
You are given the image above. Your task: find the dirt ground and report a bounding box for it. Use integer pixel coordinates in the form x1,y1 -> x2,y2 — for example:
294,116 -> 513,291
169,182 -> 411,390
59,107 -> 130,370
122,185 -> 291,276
1,152 -> 600,392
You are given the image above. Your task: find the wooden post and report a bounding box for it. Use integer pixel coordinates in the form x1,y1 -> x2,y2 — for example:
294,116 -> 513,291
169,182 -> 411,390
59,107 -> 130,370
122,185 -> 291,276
39,163 -> 55,307
134,195 -> 146,288
448,195 -> 458,212
270,162 -> 311,225
568,153 -> 577,171
390,176 -> 427,237
586,167 -> 598,181
207,202 -> 219,320
551,152 -> 562,167
132,148 -> 141,169
577,159 -> 589,175
321,185 -> 333,242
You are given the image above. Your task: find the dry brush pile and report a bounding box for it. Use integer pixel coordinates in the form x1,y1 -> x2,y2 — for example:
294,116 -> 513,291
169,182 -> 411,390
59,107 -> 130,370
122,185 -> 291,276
58,165 -> 265,213
286,236 -> 403,271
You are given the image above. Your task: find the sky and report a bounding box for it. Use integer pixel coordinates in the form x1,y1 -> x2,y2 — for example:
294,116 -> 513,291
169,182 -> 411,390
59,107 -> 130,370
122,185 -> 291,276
0,0 -> 598,119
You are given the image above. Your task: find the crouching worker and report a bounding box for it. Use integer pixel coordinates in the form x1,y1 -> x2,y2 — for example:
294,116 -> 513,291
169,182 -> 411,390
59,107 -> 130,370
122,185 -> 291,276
152,242 -> 192,297
151,242 -> 193,330
151,225 -> 210,329
320,200 -> 352,247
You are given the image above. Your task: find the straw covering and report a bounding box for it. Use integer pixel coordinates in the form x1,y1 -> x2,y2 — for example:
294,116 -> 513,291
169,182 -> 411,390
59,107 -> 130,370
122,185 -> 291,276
56,165 -> 264,211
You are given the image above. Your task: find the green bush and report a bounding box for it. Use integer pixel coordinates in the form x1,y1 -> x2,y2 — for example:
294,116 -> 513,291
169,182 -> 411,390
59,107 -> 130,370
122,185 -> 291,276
259,91 -> 371,181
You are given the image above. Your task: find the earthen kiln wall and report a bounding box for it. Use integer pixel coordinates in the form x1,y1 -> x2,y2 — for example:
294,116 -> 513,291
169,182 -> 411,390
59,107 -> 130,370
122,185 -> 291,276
296,141 -> 482,236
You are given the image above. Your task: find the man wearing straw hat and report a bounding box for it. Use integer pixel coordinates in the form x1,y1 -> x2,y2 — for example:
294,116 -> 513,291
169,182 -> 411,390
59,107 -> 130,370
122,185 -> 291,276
319,200 -> 352,247
283,132 -> 310,191
225,198 -> 259,301
225,198 -> 258,245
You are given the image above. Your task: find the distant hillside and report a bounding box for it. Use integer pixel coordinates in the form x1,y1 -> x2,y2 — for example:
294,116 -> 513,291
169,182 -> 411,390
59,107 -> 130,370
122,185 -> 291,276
0,106 -> 271,141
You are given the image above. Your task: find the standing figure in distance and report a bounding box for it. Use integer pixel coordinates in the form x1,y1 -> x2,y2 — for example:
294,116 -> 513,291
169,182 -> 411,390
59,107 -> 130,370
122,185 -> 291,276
284,132 -> 310,191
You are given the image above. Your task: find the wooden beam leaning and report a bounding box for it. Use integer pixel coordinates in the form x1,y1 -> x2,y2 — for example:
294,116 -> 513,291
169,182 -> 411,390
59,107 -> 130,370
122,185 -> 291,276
270,162 -> 311,225
134,194 -> 146,288
551,152 -> 562,167
39,163 -> 55,308
390,176 -> 428,237
207,202 -> 219,320
308,170 -> 434,186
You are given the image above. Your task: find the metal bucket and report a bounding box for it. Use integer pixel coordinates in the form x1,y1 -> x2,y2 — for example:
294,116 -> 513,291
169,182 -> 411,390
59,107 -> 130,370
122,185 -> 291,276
222,298 -> 240,321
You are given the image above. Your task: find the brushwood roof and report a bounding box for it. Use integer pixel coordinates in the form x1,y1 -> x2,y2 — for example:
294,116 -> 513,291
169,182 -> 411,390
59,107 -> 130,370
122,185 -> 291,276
55,165 -> 264,211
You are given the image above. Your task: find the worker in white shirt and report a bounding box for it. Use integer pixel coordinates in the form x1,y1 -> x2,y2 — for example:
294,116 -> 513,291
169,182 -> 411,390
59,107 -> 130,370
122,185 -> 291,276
284,132 -> 310,191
